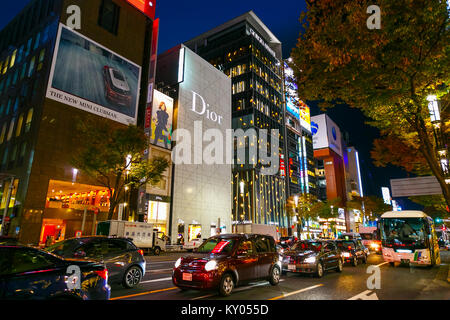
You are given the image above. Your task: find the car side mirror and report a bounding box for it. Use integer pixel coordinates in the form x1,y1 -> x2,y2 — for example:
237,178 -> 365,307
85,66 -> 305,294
74,250 -> 86,258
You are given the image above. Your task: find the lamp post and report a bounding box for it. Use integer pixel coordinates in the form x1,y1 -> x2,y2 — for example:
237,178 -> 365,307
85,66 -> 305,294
427,95 -> 450,184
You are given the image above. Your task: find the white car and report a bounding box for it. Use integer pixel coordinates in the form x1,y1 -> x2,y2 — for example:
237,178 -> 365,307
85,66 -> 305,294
183,238 -> 203,252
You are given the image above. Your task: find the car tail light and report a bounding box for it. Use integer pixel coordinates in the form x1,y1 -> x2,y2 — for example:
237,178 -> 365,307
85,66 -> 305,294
95,269 -> 108,282
138,249 -> 144,256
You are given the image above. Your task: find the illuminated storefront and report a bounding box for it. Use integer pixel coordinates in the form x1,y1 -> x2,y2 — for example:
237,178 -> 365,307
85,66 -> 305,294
146,194 -> 169,234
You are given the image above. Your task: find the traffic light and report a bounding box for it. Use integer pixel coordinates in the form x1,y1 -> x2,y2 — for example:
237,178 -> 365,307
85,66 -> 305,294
435,218 -> 442,223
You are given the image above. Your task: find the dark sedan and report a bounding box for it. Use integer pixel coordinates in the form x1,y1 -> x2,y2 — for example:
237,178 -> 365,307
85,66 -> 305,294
282,240 -> 343,277
45,236 -> 146,289
336,240 -> 368,266
0,245 -> 110,300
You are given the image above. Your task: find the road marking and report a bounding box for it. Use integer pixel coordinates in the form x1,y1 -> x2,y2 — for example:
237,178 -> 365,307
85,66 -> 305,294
348,290 -> 379,300
375,262 -> 389,268
140,277 -> 172,284
146,268 -> 173,273
268,284 -> 324,300
190,280 -> 285,300
111,287 -> 178,300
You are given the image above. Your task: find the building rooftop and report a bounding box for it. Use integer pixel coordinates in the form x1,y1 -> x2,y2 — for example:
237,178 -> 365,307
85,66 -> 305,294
184,10 -> 282,59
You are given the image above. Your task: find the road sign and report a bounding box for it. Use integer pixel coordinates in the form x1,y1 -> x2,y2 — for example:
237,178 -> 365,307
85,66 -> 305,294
390,176 -> 442,197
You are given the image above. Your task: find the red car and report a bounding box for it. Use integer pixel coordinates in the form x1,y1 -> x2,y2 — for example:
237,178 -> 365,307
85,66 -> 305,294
172,234 -> 281,296
103,66 -> 132,107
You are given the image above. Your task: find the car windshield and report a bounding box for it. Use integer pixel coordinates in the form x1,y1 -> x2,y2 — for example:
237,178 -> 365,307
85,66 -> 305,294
336,241 -> 356,250
113,70 -> 125,81
197,238 -> 235,254
360,233 -> 374,240
381,218 -> 427,245
44,239 -> 80,256
291,241 -> 322,252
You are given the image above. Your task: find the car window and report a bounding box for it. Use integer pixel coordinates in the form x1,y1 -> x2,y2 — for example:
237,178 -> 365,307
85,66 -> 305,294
323,242 -> 335,251
126,241 -> 137,251
78,240 -> 104,257
105,240 -> 127,254
254,236 -> 270,253
237,240 -> 254,255
45,239 -> 80,257
336,241 -> 356,249
10,248 -> 58,274
197,238 -> 235,254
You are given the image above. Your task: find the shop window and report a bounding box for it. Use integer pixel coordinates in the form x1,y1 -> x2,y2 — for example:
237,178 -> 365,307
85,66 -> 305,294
0,124 -> 6,144
98,0 -> 120,35
16,113 -> 24,137
25,108 -> 33,132
7,118 -> 15,141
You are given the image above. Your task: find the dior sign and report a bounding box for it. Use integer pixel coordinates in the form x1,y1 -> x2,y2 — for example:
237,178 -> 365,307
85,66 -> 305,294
191,91 -> 224,125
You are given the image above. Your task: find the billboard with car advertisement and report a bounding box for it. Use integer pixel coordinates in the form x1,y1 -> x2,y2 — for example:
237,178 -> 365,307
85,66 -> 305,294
46,24 -> 141,125
150,89 -> 174,149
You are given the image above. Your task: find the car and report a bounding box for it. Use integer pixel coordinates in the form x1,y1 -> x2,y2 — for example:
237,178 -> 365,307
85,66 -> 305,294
279,236 -> 297,249
281,240 -> 343,277
0,236 -> 19,246
103,66 -> 132,107
183,238 -> 204,252
338,232 -> 362,241
0,245 -> 110,300
45,236 -> 146,289
335,239 -> 368,266
172,234 -> 281,296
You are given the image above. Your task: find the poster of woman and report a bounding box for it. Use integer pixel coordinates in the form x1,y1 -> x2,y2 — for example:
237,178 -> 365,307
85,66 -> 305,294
151,90 -> 174,149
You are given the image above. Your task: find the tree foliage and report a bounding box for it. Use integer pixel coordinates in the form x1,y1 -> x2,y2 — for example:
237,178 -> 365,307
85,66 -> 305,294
72,118 -> 169,220
347,195 -> 392,220
291,0 -> 450,206
409,195 -> 448,219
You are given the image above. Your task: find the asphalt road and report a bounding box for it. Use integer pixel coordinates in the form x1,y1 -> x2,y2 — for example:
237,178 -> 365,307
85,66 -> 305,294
110,251 -> 450,300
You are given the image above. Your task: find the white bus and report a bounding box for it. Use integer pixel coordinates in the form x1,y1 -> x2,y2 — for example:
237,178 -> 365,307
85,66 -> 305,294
379,211 -> 441,266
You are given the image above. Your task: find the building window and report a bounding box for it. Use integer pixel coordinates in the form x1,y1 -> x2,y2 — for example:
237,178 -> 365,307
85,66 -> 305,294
8,145 -> 17,169
28,56 -> 36,77
7,118 -> 15,141
10,50 -> 17,68
0,124 -> 6,144
25,108 -> 33,132
18,142 -> 27,166
37,49 -> 45,71
98,0 -> 120,35
16,113 -> 24,137
2,146 -> 8,169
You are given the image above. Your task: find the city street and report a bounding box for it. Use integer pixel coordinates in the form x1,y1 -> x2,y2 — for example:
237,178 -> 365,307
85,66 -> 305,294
110,251 -> 450,301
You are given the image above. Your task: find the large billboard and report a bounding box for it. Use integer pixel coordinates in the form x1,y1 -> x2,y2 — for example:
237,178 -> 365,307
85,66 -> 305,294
311,114 -> 343,157
150,89 -> 174,149
46,24 -> 141,125
284,62 -> 311,132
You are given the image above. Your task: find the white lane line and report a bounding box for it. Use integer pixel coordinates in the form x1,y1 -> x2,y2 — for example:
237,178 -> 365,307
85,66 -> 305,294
348,290 -> 379,300
146,268 -> 173,273
268,284 -> 323,300
375,262 -> 389,267
190,280 -> 285,300
140,277 -> 173,284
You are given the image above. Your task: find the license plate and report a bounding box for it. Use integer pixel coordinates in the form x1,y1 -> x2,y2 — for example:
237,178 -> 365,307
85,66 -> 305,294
288,264 -> 296,270
182,273 -> 192,281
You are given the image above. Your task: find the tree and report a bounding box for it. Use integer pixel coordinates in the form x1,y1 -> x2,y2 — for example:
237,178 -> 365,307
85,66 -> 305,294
291,0 -> 450,206
72,118 -> 170,220
286,194 -> 319,236
347,195 -> 392,223
310,198 -> 341,237
409,195 -> 448,219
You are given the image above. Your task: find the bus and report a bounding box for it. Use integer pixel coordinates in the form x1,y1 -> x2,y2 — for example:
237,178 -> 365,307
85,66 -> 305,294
379,211 -> 440,266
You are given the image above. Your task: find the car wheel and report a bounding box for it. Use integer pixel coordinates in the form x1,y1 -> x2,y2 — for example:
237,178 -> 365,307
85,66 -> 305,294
123,266 -> 142,289
315,262 -> 324,278
389,262 -> 395,267
269,266 -> 280,285
362,255 -> 367,264
219,273 -> 235,297
154,247 -> 161,256
352,257 -> 358,267
336,258 -> 343,272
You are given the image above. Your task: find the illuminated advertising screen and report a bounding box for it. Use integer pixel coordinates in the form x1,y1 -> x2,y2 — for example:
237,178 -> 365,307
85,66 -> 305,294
150,89 -> 174,149
298,101 -> 311,132
46,24 -> 141,125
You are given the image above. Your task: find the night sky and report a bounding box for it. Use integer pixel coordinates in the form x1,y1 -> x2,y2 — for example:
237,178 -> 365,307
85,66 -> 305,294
0,0 -> 417,208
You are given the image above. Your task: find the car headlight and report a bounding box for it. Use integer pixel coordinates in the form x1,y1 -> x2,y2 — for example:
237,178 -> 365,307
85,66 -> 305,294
304,256 -> 316,264
204,260 -> 218,272
175,258 -> 182,268
342,252 -> 351,258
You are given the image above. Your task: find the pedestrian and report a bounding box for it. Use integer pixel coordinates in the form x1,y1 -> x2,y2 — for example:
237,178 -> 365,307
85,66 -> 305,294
153,101 -> 169,148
